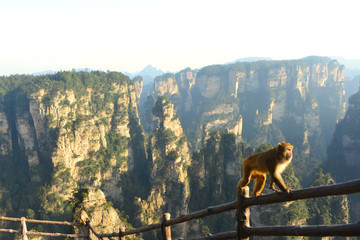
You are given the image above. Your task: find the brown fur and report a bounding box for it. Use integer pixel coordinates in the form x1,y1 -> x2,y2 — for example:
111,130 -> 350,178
237,142 -> 293,196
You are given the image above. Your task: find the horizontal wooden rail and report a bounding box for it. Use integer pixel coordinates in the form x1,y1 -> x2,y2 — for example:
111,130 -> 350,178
26,230 -> 88,238
0,228 -> 20,234
243,179 -> 360,207
245,222 -> 360,237
166,201 -> 238,227
1,179 -> 360,239
0,216 -> 87,239
0,216 -> 81,226
181,222 -> 360,240
183,231 -> 237,240
91,201 -> 238,238
92,179 -> 360,238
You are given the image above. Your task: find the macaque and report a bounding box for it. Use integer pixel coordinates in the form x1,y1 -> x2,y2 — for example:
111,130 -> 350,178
80,209 -> 90,225
237,142 -> 293,197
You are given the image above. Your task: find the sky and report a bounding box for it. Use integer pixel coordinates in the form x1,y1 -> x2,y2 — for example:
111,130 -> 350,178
1,0 -> 359,76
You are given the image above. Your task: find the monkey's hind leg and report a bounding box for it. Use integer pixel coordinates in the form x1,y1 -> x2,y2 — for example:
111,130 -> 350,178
253,174 -> 266,197
237,166 -> 252,190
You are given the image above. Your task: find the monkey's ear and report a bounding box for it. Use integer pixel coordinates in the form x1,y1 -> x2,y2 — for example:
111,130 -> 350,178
276,143 -> 283,153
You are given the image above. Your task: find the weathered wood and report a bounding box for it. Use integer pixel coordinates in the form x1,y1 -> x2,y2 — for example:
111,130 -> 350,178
237,186 -> 249,240
2,179 -> 360,239
95,201 -> 238,238
89,179 -> 360,238
183,231 -> 237,240
0,216 -> 81,226
178,223 -> 360,240
0,227 -> 89,238
166,201 -> 238,227
0,216 -> 88,239
27,231 -> 87,238
245,222 -> 360,237
0,228 -> 20,234
21,217 -> 28,240
162,213 -> 171,240
27,231 -> 89,238
96,222 -> 162,238
0,216 -> 22,222
119,226 -> 126,240
243,179 -> 360,207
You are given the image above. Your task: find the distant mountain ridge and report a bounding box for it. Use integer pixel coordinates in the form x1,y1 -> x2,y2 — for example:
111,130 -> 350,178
230,57 -> 273,63
124,65 -> 164,85
333,56 -> 360,70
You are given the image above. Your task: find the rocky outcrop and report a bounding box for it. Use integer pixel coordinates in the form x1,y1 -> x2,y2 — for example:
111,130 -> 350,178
342,134 -> 360,167
326,90 -> 360,222
326,90 -> 360,174
136,96 -> 191,239
30,82 -> 141,204
0,106 -> 12,154
154,74 -> 179,96
133,76 -> 143,100
73,188 -> 137,240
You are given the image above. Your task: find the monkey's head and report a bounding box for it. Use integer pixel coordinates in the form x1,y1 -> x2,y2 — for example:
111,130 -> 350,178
276,142 -> 293,160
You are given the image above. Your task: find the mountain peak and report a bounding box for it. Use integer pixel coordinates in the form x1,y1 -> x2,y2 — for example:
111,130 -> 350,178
139,65 -> 164,77
126,65 -> 164,85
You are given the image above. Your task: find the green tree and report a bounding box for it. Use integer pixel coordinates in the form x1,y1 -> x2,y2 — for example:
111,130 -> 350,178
307,169 -> 350,226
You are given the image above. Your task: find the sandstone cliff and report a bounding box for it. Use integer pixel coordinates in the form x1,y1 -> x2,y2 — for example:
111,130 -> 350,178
32,75 -> 145,215
0,107 -> 11,155
144,56 -> 346,180
326,90 -> 360,221
0,71 -> 149,234
136,96 -> 191,239
0,72 -> 194,238
73,187 -> 140,240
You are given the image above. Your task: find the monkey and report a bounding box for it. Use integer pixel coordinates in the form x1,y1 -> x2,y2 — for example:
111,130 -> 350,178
237,142 -> 293,197
80,209 -> 90,225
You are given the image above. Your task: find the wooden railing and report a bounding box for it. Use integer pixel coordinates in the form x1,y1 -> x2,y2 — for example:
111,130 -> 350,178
0,216 -> 87,239
1,179 -> 360,239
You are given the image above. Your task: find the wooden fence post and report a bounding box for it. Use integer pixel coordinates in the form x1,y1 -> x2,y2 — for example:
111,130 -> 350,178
237,186 -> 250,240
119,226 -> 126,240
20,217 -> 28,240
162,213 -> 171,240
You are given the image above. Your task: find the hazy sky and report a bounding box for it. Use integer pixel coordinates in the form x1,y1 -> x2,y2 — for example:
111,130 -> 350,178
1,0 -> 359,75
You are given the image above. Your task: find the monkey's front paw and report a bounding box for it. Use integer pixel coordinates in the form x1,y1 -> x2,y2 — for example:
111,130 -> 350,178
254,193 -> 265,197
286,189 -> 292,197
269,186 -> 279,193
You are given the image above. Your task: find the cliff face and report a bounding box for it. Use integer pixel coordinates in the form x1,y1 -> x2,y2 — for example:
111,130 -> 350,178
150,58 -> 344,141
326,90 -> 360,178
0,72 -> 150,228
0,71 -> 196,238
0,103 -> 11,155
326,90 -> 360,222
136,96 -> 191,239
32,81 -> 143,208
73,187 -> 129,240
144,57 -> 346,179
